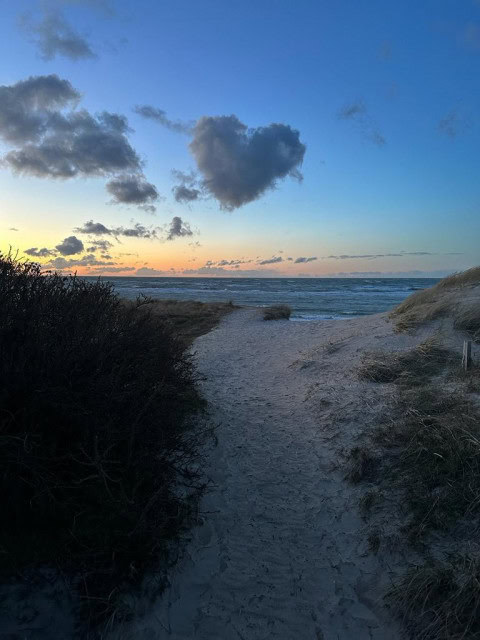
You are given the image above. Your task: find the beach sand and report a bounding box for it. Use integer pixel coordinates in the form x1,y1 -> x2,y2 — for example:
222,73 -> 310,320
113,307 -> 448,640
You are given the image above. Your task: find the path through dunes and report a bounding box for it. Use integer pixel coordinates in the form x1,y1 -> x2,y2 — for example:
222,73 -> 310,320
118,309 -> 408,640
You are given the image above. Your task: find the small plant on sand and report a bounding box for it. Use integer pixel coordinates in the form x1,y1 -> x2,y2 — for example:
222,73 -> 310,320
263,304 -> 292,321
0,254 -> 207,630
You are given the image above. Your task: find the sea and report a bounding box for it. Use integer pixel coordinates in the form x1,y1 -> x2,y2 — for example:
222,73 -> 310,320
87,277 -> 439,322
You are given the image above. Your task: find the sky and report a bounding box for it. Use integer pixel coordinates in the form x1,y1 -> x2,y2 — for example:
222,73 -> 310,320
0,0 -> 479,278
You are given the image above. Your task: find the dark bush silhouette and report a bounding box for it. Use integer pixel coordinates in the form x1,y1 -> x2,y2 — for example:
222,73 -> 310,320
0,254 -> 206,627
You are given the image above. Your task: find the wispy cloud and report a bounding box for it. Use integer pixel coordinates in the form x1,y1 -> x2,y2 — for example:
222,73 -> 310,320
133,105 -> 194,134
294,256 -> 317,263
338,100 -> 386,146
257,256 -> 283,265
20,7 -> 97,61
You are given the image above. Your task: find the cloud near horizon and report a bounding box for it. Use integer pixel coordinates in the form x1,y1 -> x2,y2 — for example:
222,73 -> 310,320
189,115 -> 306,210
258,256 -> 283,265
295,256 -> 317,263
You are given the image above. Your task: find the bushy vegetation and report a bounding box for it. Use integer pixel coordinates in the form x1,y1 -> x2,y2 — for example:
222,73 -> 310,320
134,298 -> 236,346
263,304 -> 292,321
0,254 -> 207,629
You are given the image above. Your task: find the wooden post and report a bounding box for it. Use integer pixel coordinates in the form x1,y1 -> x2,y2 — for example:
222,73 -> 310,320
462,340 -> 472,372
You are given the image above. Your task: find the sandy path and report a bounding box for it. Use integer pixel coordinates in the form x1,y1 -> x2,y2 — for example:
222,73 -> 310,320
120,309 -> 411,640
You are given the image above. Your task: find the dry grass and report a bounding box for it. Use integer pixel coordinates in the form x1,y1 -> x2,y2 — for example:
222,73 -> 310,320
373,387 -> 480,539
359,338 -> 453,385
388,551 -> 480,640
391,266 -> 480,335
263,304 -> 292,321
345,446 -> 379,483
127,298 -> 237,346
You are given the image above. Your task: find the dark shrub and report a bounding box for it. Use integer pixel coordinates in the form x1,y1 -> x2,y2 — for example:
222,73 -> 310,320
0,254 -> 205,627
263,304 -> 292,321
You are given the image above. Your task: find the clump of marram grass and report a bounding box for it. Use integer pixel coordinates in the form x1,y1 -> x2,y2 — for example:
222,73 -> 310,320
0,254 -> 207,631
263,304 -> 292,321
359,338 -> 453,386
373,387 -> 480,539
388,551 -> 480,640
345,446 -> 379,483
454,305 -> 480,343
391,266 -> 480,332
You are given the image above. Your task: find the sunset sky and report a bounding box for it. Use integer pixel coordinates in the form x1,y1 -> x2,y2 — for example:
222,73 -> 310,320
1,0 -> 479,277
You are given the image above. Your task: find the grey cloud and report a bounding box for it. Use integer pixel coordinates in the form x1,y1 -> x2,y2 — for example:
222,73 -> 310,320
182,266 -> 282,277
4,109 -> 140,179
338,100 -> 386,147
190,115 -> 306,210
133,105 -> 193,134
171,169 -> 203,203
9,227 -> 19,231
287,257 -> 293,261
136,267 -> 172,276
0,74 -> 80,145
258,256 -> 283,265
46,253 -> 115,269
339,102 -> 367,119
74,220 -> 112,235
166,216 -> 193,240
86,239 -> 114,251
0,76 -> 144,193
217,259 -> 251,266
173,184 -> 200,203
22,9 -> 96,61
55,235 -> 84,255
326,252 -> 435,260
100,253 -> 113,259
188,241 -> 202,249
294,256 -> 317,263
120,223 -> 158,239
24,247 -> 57,257
74,220 -> 159,239
106,174 -> 159,211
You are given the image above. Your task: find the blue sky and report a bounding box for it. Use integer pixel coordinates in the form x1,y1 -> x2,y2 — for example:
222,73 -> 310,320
0,0 -> 479,276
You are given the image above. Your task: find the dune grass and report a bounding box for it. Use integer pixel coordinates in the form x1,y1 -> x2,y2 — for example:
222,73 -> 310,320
390,266 -> 480,337
263,304 -> 292,321
358,337 -> 453,385
0,254 -> 210,630
348,269 -> 480,639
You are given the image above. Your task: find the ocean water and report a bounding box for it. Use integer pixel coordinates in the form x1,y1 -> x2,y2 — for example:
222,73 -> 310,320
86,277 -> 439,321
